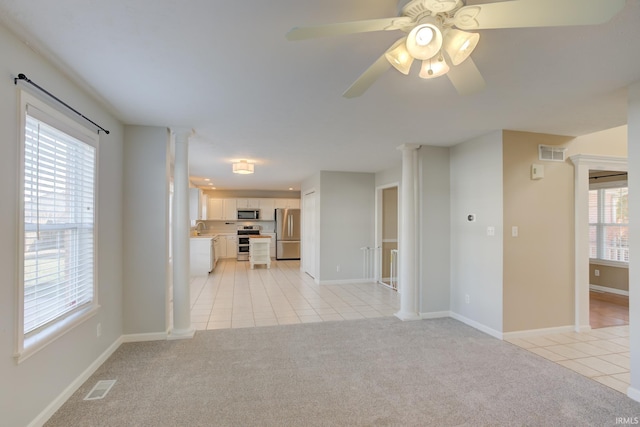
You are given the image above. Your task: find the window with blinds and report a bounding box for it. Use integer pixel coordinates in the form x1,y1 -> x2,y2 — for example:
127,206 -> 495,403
22,107 -> 97,336
588,186 -> 629,263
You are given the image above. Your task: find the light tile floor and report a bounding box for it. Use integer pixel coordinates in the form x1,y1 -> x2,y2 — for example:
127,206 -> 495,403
190,258 -> 400,330
506,325 -> 630,394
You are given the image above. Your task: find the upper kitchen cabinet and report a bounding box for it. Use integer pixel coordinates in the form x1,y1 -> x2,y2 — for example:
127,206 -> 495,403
207,198 -> 223,220
259,199 -> 276,221
208,198 -> 237,220
189,188 -> 207,221
274,199 -> 300,209
223,199 -> 237,220
236,198 -> 260,209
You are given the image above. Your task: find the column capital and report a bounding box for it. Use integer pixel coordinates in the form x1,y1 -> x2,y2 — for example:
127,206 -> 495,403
396,143 -> 421,152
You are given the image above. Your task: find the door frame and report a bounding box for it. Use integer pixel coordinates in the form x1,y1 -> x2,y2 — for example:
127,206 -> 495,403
570,154 -> 627,332
375,182 -> 400,286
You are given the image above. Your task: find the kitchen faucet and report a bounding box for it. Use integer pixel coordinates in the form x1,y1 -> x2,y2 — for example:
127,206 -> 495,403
195,221 -> 206,235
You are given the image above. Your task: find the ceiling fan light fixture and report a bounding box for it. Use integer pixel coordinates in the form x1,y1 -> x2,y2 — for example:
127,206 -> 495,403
384,37 -> 414,75
232,160 -> 254,174
418,55 -> 449,79
443,28 -> 480,66
406,22 -> 443,60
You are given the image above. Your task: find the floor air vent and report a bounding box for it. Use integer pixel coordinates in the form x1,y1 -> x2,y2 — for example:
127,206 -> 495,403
84,379 -> 116,401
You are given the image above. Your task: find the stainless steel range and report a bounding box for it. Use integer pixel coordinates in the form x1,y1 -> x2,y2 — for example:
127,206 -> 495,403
237,225 -> 261,261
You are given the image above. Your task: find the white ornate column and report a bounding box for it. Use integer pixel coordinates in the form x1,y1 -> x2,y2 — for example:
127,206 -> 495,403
169,128 -> 195,339
395,144 -> 421,321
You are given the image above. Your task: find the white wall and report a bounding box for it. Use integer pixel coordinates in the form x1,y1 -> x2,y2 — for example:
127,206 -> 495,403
0,23 -> 124,427
375,162 -> 401,187
318,171 -> 375,282
418,146 -> 451,315
123,126 -> 171,335
450,132 -> 504,335
628,81 -> 640,400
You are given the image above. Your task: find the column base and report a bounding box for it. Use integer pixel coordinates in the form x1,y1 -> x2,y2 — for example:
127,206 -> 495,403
167,327 -> 196,340
395,311 -> 422,321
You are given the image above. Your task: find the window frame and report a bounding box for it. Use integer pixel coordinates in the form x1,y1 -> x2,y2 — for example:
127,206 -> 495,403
15,90 -> 100,363
588,179 -> 628,268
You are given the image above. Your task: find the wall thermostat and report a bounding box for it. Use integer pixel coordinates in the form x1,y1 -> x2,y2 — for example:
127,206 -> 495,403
467,214 -> 476,222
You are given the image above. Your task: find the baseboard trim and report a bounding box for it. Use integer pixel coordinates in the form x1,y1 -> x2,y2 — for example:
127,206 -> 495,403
627,386 -> 640,403
503,325 -> 575,340
121,331 -> 169,343
449,312 -> 503,340
589,284 -> 629,297
318,279 -> 374,285
420,311 -> 451,319
28,336 -> 123,427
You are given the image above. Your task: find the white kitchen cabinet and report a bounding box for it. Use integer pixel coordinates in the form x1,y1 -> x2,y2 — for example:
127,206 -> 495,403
189,188 -> 206,221
213,235 -> 221,267
208,199 -> 237,220
259,199 -> 275,221
226,235 -> 237,258
217,235 -> 228,258
207,198 -> 223,220
223,199 -> 237,220
190,237 -> 213,275
236,198 -> 260,209
274,199 -> 300,209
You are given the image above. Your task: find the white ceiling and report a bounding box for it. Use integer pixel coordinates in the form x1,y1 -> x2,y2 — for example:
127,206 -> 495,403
1,0 -> 639,190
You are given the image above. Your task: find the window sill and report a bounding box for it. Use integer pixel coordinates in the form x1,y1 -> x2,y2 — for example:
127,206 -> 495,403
589,259 -> 629,269
15,304 -> 100,364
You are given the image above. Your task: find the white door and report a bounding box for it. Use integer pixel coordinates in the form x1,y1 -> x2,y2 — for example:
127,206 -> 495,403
302,190 -> 317,279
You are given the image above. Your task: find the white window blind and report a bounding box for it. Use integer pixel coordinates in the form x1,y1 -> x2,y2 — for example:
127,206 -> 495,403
588,186 -> 629,263
23,109 -> 96,335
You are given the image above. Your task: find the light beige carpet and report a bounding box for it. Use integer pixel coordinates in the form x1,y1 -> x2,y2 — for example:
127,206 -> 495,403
46,318 -> 640,426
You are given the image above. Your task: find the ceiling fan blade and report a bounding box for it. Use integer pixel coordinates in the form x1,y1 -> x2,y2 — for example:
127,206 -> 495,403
342,54 -> 391,98
286,17 -> 413,41
453,0 -> 626,30
446,57 -> 485,96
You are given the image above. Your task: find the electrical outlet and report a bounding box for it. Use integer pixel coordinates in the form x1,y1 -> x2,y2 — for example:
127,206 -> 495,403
594,269 -> 600,277
465,294 -> 470,304
96,323 -> 102,338
336,264 -> 340,272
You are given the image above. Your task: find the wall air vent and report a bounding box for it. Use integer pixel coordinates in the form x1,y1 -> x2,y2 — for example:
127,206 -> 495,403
84,380 -> 116,401
538,145 -> 567,162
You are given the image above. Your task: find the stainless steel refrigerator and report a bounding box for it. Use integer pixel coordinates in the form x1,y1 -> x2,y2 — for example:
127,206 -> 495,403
275,208 -> 300,260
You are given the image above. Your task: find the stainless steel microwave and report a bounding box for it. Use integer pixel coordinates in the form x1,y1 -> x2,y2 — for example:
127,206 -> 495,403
237,209 -> 260,220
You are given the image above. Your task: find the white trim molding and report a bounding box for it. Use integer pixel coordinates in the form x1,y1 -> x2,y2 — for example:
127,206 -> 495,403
589,284 -> 629,297
419,311 -> 451,319
569,155 -> 627,334
27,336 -> 123,427
628,386 -> 640,403
449,312 -> 503,340
318,279 -> 375,285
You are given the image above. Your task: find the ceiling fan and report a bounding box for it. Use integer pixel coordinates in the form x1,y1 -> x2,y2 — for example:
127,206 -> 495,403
286,0 -> 626,98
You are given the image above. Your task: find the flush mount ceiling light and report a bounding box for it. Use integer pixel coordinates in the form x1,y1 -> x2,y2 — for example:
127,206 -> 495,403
232,160 -> 254,174
286,0 -> 626,97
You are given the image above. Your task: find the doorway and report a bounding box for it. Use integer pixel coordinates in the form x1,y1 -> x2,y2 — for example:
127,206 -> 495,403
588,169 -> 629,329
571,155 -> 627,331
375,184 -> 399,290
